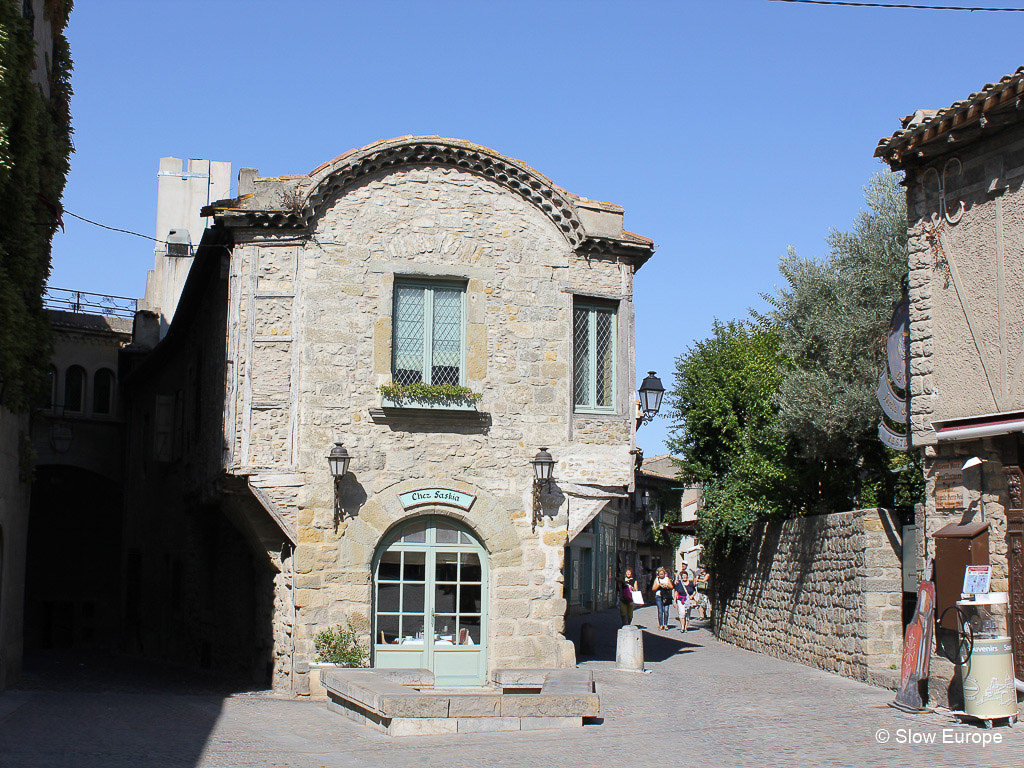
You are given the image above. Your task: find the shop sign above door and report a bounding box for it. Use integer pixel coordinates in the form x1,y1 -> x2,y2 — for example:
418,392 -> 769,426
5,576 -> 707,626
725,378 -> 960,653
399,488 -> 476,511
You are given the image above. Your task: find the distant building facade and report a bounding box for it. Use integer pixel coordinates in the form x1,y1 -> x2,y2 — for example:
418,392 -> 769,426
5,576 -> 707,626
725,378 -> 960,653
123,137 -> 656,691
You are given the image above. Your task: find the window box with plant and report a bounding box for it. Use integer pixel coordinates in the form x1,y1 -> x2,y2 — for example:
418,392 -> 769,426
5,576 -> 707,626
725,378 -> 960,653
374,279 -> 486,417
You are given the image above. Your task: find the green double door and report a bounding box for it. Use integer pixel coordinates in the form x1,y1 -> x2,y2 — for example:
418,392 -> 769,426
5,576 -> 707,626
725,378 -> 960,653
372,516 -> 488,686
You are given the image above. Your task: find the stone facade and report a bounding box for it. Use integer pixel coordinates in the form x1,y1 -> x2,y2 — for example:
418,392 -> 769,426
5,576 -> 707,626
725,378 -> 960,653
123,137 -> 655,692
716,509 -> 903,687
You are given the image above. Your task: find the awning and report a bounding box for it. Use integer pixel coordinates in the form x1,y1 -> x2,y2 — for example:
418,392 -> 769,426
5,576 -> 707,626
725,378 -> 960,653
934,410 -> 1024,442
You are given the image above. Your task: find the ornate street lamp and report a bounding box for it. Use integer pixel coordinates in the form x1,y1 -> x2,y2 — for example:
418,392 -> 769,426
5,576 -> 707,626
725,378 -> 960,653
531,448 -> 555,532
638,371 -> 665,426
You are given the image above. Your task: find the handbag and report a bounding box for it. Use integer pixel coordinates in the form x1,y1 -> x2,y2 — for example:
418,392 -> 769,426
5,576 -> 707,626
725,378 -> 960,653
631,589 -> 644,606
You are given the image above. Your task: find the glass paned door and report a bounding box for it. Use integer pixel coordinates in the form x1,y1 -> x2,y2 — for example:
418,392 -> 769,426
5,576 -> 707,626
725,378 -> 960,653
373,516 -> 488,685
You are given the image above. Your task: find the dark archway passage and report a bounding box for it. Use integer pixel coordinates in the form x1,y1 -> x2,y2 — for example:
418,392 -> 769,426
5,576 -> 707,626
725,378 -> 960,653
24,465 -> 123,651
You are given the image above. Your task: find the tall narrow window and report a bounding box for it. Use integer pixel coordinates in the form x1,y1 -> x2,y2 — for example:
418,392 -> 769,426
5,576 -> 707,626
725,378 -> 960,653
64,365 -> 86,412
573,302 -> 616,412
93,369 -> 115,415
392,281 -> 465,386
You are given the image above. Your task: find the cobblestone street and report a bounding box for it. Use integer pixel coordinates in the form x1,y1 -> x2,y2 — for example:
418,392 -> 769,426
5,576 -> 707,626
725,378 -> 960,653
2,605 -> 1022,768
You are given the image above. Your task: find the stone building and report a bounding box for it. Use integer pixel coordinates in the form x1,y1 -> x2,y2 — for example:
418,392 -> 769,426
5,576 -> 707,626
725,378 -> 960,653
876,66 -> 1024,694
25,303 -> 132,653
124,137 -> 655,691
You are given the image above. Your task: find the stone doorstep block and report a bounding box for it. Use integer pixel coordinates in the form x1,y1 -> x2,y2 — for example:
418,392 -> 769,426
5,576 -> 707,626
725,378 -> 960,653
540,668 -> 593,684
378,693 -> 451,718
388,717 -> 459,737
520,716 -> 583,731
491,668 -> 550,686
499,693 -> 600,718
456,716 -> 521,733
375,668 -> 434,686
326,697 -> 387,733
447,694 -> 502,717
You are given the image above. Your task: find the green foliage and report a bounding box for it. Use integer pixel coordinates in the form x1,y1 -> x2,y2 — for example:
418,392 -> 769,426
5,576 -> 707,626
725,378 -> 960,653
313,622 -> 368,667
650,486 -> 684,550
667,321 -> 796,569
378,382 -> 482,406
668,172 -> 925,570
0,1 -> 74,412
761,171 -> 922,513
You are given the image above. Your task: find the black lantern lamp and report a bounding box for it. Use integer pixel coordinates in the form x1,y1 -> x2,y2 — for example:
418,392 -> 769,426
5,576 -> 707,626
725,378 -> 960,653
638,371 -> 665,426
328,442 -> 352,527
531,448 -> 555,532
327,442 -> 351,478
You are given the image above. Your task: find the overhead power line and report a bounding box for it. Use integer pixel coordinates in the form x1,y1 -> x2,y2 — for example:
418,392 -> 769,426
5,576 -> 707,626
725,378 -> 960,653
771,0 -> 1024,10
64,210 -> 165,244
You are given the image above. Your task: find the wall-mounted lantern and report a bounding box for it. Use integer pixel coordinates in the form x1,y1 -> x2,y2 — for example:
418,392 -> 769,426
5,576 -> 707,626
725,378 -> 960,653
328,442 -> 352,526
531,447 -> 555,532
637,371 -> 665,427
327,442 -> 352,479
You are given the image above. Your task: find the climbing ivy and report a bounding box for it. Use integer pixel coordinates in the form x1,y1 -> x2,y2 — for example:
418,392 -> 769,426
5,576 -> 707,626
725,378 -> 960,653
0,0 -> 74,412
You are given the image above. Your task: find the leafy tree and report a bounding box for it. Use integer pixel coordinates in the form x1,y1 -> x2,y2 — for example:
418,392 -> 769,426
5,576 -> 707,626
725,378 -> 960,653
0,2 -> 74,411
666,320 -> 796,568
761,171 -> 922,515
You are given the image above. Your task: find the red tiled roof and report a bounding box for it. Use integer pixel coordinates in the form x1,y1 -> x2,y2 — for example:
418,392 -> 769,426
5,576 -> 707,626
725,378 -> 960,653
876,67 -> 1024,168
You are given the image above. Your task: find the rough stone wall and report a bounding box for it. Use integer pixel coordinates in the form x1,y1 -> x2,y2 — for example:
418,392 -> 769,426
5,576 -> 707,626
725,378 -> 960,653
716,509 -> 903,687
0,409 -> 30,690
226,164 -> 639,692
905,123 -> 1024,444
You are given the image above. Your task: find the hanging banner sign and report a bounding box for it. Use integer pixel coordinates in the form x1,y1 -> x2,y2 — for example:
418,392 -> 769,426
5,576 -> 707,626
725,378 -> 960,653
886,299 -> 909,390
879,421 -> 909,451
877,370 -> 907,422
399,488 -> 476,511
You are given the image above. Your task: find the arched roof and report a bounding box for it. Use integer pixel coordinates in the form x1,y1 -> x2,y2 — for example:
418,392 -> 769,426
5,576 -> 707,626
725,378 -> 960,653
302,137 -> 586,247
207,136 -> 655,261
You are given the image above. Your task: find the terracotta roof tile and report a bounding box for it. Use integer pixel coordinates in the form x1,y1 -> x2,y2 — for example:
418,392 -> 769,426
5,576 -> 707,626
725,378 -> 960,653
876,66 -> 1024,167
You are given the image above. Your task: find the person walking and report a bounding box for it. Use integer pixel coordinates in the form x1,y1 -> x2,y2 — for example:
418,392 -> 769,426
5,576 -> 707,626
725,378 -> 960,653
675,569 -> 696,632
693,564 -> 711,622
619,568 -> 640,627
652,567 -> 674,630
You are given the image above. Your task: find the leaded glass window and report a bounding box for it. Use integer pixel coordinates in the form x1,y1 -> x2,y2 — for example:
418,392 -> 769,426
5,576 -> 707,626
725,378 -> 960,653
573,302 -> 616,412
392,281 -> 465,386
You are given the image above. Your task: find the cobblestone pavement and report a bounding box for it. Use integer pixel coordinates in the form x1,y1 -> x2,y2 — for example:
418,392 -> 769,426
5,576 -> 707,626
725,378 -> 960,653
2,605 -> 1023,767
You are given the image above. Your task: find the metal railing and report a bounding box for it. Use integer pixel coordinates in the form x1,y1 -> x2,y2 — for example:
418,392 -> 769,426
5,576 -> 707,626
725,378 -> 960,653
43,287 -> 137,318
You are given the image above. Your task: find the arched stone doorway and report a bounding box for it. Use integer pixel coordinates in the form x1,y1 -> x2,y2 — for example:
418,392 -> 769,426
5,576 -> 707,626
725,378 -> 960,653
372,515 -> 488,686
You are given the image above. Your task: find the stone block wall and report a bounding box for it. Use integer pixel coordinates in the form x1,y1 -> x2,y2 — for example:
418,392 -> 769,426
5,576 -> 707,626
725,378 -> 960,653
716,509 -> 903,687
217,150 -> 645,692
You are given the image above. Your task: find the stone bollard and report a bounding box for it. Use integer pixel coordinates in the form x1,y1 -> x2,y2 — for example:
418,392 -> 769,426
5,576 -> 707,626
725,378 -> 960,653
616,625 -> 645,672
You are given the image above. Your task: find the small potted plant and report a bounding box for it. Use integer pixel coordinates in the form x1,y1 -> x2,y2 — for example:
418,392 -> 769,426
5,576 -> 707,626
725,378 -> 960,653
308,620 -> 368,700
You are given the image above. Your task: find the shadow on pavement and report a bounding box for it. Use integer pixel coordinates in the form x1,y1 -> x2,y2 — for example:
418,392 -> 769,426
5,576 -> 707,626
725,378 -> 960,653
567,605 -> 705,664
2,650 -> 269,768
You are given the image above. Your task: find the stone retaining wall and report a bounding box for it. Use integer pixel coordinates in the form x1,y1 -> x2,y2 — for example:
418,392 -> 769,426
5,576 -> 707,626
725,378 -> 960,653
716,508 -> 903,687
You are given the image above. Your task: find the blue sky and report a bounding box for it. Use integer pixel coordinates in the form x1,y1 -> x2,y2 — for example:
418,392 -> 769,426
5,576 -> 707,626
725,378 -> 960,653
51,1 -> 1024,455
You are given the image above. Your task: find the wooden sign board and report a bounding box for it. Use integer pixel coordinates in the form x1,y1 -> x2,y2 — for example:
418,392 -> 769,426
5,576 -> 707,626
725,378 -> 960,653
935,463 -> 966,510
893,579 -> 936,712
